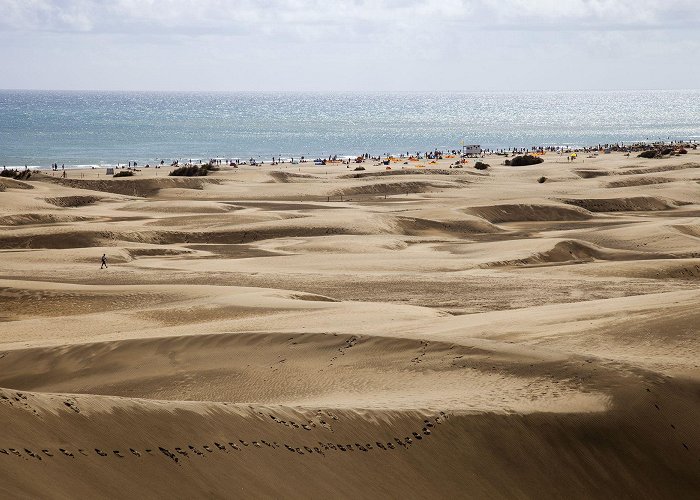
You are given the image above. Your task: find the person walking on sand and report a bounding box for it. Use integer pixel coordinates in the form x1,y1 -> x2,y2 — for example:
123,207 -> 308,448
100,253 -> 108,269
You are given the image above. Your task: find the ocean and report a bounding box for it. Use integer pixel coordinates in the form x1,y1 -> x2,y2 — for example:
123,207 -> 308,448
0,90 -> 698,168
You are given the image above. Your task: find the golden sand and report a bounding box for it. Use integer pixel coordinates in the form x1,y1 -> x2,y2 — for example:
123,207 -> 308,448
0,152 -> 699,497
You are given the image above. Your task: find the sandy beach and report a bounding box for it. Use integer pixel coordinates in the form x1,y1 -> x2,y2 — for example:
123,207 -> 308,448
1,150 -> 699,498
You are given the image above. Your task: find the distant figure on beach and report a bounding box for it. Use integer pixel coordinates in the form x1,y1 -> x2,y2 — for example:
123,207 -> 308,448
100,254 -> 108,269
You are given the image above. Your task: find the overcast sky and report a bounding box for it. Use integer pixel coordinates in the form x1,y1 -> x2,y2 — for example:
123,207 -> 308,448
1,0 -> 698,91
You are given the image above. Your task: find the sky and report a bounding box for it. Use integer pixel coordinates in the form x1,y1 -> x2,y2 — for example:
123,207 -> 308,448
0,0 -> 698,91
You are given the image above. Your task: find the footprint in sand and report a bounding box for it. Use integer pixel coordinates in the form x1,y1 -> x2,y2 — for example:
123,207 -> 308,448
113,450 -> 124,458
129,448 -> 141,457
95,448 -> 108,457
188,445 -> 204,456
59,448 -> 74,457
228,442 -> 240,451
42,449 -> 53,457
214,442 -> 227,451
159,447 -> 178,463
63,400 -> 80,413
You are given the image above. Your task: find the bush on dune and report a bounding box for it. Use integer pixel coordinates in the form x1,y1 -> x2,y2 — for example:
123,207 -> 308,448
0,169 -> 32,180
113,170 -> 134,177
474,161 -> 489,170
508,155 -> 544,167
638,150 -> 659,159
169,163 -> 218,177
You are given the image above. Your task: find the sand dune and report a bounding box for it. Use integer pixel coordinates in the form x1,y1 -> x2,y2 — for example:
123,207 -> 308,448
562,196 -> 684,212
332,180 -> 461,197
1,151 -> 699,498
465,203 -> 593,223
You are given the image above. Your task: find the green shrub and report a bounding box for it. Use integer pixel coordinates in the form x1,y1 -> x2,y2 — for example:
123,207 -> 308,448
509,155 -> 543,166
201,163 -> 219,172
169,163 -> 220,177
538,176 -> 547,183
0,169 -> 31,180
113,170 -> 134,177
638,150 -> 658,159
474,161 -> 489,170
170,165 -> 208,177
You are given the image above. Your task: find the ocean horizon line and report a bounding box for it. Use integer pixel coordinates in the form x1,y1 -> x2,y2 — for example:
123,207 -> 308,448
2,88 -> 699,94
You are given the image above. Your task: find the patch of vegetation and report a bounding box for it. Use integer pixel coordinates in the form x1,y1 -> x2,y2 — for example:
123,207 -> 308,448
538,176 -> 547,183
113,170 -> 134,178
474,161 -> 489,170
638,150 -> 658,159
508,155 -> 544,167
354,166 -> 366,171
0,168 -> 32,180
169,163 -> 218,177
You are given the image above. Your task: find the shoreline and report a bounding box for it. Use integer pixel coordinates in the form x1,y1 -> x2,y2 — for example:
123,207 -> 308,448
4,139 -> 698,171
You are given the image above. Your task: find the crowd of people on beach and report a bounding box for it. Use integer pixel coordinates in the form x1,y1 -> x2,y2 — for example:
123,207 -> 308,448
13,138 -> 697,172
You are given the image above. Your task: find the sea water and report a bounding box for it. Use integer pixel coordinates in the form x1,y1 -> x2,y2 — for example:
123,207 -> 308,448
0,89 -> 698,168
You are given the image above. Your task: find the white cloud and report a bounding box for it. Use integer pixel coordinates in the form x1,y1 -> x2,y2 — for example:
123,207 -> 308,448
0,1 -> 697,91
1,0 -> 698,33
